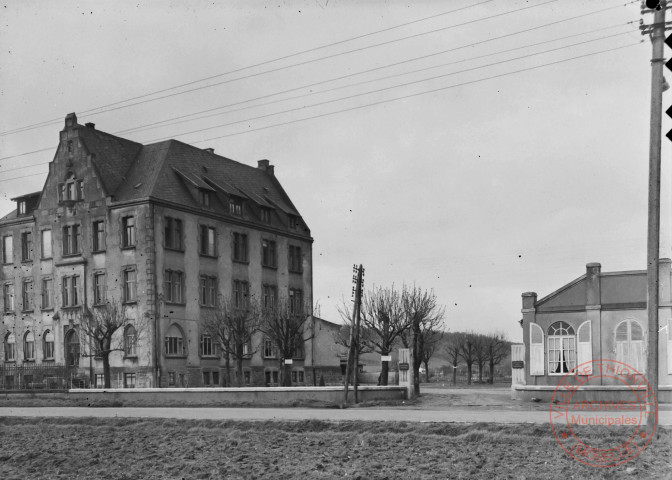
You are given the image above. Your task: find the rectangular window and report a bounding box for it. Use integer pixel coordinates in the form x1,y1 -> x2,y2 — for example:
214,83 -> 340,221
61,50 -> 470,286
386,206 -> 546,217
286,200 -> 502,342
212,370 -> 220,386
200,276 -> 217,307
264,338 -> 275,358
18,201 -> 26,215
77,180 -> 84,200
199,226 -> 216,256
3,283 -> 14,313
263,284 -> 277,309
288,215 -> 299,230
260,207 -> 271,224
2,235 -> 12,264
41,278 -> 53,309
22,280 -> 33,311
122,216 -> 136,247
43,332 -> 55,360
165,270 -> 184,303
124,373 -> 136,389
92,221 -> 105,252
203,371 -> 211,386
289,288 -> 303,315
289,245 -> 302,273
244,370 -> 251,385
21,231 -> 32,262
229,196 -> 243,216
58,184 -> 65,202
66,182 -> 75,201
262,240 -> 277,268
233,280 -> 249,309
200,334 -> 216,357
233,233 -> 248,262
164,217 -> 183,250
93,272 -> 106,305
62,225 -> 81,256
298,371 -> 304,383
41,230 -> 52,258
168,372 -> 176,386
95,374 -> 104,388
62,276 -> 80,307
199,190 -> 212,207
123,268 -> 137,303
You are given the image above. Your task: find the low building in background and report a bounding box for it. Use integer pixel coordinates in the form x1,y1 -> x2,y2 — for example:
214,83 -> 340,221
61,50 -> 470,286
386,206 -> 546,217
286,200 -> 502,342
513,261 -> 672,402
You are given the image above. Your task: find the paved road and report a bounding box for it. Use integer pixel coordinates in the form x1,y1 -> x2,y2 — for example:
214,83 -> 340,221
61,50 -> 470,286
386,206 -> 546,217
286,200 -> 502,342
1,406 -> 671,425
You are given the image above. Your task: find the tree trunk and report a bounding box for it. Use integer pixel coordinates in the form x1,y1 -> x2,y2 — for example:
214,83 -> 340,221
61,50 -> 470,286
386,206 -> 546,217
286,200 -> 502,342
236,357 -> 244,387
452,361 -> 457,385
424,359 -> 430,383
283,363 -> 292,386
489,359 -> 495,384
224,355 -> 231,387
478,362 -> 483,383
103,353 -> 111,388
380,349 -> 390,386
467,363 -> 472,385
412,326 -> 421,395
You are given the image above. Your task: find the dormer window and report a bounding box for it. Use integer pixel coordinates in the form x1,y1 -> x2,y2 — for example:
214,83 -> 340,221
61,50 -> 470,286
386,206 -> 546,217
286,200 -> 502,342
288,215 -> 299,230
17,201 -> 26,215
260,207 -> 271,224
199,190 -> 211,208
58,175 -> 83,203
229,196 -> 243,216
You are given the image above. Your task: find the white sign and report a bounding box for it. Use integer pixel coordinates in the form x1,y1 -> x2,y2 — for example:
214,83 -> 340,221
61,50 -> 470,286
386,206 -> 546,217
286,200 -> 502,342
284,359 -> 293,365
380,356 -> 392,362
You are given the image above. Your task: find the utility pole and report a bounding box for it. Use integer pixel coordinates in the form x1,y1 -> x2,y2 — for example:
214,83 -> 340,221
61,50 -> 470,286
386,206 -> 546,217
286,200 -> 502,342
343,264 -> 364,404
640,0 -> 669,430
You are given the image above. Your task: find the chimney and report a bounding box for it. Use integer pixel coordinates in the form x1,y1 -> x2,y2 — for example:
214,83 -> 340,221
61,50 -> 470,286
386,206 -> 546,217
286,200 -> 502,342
85,122 -> 95,129
257,159 -> 274,176
204,148 -> 214,154
65,112 -> 77,128
586,262 -> 601,307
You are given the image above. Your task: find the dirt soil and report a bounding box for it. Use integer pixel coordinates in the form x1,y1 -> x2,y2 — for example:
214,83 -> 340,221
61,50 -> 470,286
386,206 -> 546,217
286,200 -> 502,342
0,418 -> 670,480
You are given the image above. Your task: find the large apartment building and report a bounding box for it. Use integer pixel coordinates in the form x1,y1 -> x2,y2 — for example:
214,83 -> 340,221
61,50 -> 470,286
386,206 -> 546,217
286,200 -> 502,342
0,113 -> 315,388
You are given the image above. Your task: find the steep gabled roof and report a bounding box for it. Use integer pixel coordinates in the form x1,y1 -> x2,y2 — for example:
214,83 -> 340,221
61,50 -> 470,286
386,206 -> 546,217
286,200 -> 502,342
77,125 -> 143,196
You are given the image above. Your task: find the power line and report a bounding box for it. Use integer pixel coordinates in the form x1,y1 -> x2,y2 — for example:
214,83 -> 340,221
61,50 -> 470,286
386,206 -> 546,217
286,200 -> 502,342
117,24 -> 634,138
0,41 -> 640,184
0,16 -> 636,164
0,0 -> 556,137
192,42 -> 641,144
144,32 -> 637,144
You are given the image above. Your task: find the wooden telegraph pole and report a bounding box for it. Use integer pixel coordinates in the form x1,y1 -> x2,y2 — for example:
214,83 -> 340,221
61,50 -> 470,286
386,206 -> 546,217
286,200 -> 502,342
640,0 -> 669,430
343,264 -> 364,404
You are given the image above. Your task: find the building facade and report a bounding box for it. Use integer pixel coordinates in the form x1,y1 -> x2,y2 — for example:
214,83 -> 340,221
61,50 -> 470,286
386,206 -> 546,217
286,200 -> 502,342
513,261 -> 672,401
0,113 -> 318,388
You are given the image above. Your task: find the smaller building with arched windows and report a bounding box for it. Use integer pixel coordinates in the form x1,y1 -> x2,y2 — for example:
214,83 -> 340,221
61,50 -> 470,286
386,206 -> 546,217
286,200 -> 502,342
513,261 -> 672,402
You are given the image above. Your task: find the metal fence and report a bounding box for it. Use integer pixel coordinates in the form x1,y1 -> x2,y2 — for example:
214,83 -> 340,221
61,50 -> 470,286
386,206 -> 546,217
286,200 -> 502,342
0,363 -> 69,390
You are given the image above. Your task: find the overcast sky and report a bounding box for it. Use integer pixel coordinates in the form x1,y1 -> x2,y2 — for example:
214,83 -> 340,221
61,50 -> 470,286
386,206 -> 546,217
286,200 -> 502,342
1,0 -> 670,343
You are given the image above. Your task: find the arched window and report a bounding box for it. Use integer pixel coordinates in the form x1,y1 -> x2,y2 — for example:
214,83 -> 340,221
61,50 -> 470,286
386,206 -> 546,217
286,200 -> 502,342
164,324 -> 185,356
125,325 -> 137,357
43,330 -> 55,360
23,331 -> 35,361
548,321 -> 575,375
615,320 -> 645,373
4,333 -> 16,361
65,330 -> 80,367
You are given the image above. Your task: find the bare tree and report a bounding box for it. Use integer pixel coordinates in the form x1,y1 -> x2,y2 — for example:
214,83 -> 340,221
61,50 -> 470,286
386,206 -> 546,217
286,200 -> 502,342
202,297 -> 262,387
335,300 -> 375,358
484,332 -> 509,384
473,333 -> 489,383
458,332 -> 480,385
444,332 -> 463,385
260,298 -> 314,386
359,286 -> 410,385
81,299 -> 143,388
420,327 -> 444,383
401,285 -> 445,395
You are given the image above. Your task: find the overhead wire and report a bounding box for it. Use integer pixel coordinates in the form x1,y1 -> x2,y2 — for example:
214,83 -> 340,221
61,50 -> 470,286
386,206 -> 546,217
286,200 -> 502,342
114,21 -> 634,137
0,41 -> 641,184
0,0 -> 558,137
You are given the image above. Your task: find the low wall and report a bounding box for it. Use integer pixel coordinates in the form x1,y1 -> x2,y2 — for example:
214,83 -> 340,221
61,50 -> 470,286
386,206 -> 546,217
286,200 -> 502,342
512,385 -> 672,404
54,386 -> 408,407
